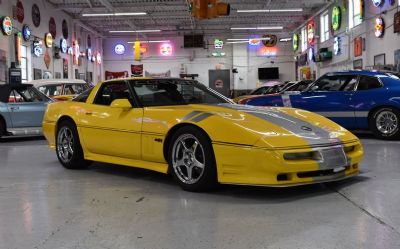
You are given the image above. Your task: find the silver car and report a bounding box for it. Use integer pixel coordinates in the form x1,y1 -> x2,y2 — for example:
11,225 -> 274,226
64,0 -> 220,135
0,84 -> 51,138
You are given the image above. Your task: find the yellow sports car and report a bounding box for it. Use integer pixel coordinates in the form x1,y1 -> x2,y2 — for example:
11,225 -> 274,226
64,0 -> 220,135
43,78 -> 363,191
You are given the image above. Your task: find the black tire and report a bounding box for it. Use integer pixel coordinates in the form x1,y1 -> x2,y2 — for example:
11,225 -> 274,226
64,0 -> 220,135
369,107 -> 400,140
168,126 -> 217,192
0,118 -> 5,140
56,120 -> 90,169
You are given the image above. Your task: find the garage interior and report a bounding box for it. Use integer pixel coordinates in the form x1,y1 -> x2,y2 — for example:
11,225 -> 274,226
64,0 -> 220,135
1,0 -> 400,248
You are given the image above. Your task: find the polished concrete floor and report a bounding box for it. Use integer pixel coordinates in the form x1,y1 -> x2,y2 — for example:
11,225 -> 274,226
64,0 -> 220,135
1,135 -> 400,249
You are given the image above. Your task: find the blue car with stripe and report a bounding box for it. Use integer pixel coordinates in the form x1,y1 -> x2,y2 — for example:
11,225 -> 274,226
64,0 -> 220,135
239,71 -> 400,139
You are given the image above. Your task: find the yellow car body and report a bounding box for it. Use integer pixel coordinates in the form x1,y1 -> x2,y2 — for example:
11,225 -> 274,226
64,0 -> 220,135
43,78 -> 363,187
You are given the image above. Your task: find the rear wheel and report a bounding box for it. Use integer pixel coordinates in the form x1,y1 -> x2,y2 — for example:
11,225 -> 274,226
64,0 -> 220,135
56,120 -> 90,169
168,126 -> 217,192
369,107 -> 400,140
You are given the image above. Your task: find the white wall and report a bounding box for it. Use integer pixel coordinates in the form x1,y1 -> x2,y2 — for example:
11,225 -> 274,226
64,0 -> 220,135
296,0 -> 400,78
103,36 -> 295,91
0,0 -> 103,83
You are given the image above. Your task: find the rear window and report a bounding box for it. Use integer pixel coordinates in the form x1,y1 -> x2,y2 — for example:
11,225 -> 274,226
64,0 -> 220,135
357,76 -> 382,91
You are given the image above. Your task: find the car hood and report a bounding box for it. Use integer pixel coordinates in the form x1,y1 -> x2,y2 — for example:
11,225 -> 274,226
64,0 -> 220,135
172,104 -> 359,149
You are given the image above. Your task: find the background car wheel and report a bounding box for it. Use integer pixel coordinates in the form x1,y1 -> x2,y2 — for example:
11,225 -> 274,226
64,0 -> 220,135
168,126 -> 217,192
369,107 -> 400,140
56,120 -> 90,169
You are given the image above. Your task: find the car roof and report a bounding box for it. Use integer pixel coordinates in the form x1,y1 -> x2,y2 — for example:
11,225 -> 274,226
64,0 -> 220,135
28,79 -> 87,86
103,77 -> 195,83
326,70 -> 394,77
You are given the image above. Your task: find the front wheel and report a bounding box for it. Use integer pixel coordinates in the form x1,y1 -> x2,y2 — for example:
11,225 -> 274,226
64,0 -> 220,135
56,120 -> 90,169
369,107 -> 400,140
168,126 -> 217,192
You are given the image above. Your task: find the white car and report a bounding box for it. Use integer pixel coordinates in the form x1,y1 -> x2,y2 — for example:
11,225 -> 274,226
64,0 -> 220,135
29,79 -> 90,101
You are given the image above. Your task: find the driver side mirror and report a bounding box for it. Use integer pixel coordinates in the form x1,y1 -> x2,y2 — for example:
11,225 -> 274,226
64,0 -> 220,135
110,99 -> 132,109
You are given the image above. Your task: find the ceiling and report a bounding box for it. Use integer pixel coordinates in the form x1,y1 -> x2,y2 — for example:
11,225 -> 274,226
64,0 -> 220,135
47,0 -> 329,38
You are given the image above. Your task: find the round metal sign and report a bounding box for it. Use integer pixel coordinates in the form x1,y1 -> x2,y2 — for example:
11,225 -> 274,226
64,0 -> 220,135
45,33 -> 53,48
49,17 -> 56,38
114,44 -> 125,55
332,6 -> 341,31
1,16 -> 13,36
22,25 -> 31,41
32,4 -> 41,27
60,38 -> 68,53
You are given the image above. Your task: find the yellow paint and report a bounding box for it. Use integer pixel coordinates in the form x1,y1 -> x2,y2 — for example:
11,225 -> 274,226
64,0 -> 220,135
134,41 -> 141,61
42,78 -> 364,187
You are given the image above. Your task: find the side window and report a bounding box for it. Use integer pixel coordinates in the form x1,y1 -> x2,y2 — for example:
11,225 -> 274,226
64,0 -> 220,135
73,87 -> 93,103
93,82 -> 131,106
64,84 -> 87,95
312,75 -> 358,91
132,81 -> 185,107
357,76 -> 382,91
39,85 -> 62,96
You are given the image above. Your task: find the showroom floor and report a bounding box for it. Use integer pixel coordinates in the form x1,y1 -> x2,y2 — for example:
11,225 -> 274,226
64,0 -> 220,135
1,135 -> 400,249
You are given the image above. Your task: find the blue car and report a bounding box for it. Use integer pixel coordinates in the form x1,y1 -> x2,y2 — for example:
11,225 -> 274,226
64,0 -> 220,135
239,71 -> 400,139
0,84 -> 51,139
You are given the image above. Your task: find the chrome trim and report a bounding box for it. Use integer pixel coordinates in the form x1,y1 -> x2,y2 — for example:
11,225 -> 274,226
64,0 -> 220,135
7,127 -> 43,136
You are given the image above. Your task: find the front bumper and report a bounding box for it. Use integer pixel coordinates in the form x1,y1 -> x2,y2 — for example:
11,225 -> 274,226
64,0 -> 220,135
213,140 -> 363,187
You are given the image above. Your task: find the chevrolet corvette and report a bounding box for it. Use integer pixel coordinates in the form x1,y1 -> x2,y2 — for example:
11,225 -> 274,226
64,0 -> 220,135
43,78 -> 363,191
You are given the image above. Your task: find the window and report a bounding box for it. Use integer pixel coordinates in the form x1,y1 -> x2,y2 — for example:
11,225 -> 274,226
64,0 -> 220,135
301,27 -> 307,52
38,85 -> 63,97
21,46 -> 28,83
73,87 -> 93,103
8,87 -> 47,103
130,80 -> 229,107
250,86 -> 270,95
357,76 -> 382,91
64,84 -> 90,95
320,12 -> 330,43
94,82 -> 131,106
311,75 -> 358,91
349,0 -> 362,29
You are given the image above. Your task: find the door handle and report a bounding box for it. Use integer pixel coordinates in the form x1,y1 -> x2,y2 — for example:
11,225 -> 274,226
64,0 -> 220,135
85,112 -> 93,115
10,106 -> 19,110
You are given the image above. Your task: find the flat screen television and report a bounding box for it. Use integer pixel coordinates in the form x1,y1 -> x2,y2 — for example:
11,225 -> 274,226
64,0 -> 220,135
258,67 -> 279,80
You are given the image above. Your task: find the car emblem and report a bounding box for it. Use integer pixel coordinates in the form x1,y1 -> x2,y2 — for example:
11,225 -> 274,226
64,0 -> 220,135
301,126 -> 312,132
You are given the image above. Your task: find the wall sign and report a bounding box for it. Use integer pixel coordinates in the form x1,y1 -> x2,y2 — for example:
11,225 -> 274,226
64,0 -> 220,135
49,17 -> 56,38
160,43 -> 173,56
62,19 -> 68,39
374,17 -> 385,37
87,35 -> 92,48
32,40 -> 43,57
394,12 -> 400,33
44,49 -> 51,69
353,59 -> 363,69
332,6 -> 341,31
60,38 -> 67,53
1,16 -> 13,36
248,38 -> 261,46
96,52 -> 102,64
73,40 -> 79,65
114,44 -> 125,55
22,25 -> 31,41
45,33 -> 53,47
262,34 -> 277,47
214,39 -> 224,49
293,33 -> 299,51
308,47 -> 315,62
31,4 -> 40,27
257,47 -> 277,57
15,32 -> 22,65
333,37 -> 341,55
354,37 -> 363,57
307,20 -> 315,45
15,0 -> 24,23
372,0 -> 384,7
87,48 -> 92,60
63,58 -> 68,78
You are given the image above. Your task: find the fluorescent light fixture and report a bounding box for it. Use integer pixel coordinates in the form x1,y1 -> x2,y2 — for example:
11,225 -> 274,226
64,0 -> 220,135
226,41 -> 249,44
227,38 -> 248,41
109,30 -> 161,33
82,12 -> 147,17
231,26 -> 283,30
127,40 -> 170,44
237,8 -> 303,13
279,38 -> 292,42
227,38 -> 271,41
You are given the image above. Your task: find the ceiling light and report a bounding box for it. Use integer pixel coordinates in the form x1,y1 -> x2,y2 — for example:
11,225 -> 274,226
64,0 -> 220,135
109,30 -> 161,33
82,12 -> 147,17
227,38 -> 248,41
231,26 -> 283,30
237,8 -> 303,13
127,40 -> 170,44
279,38 -> 292,42
226,41 -> 249,44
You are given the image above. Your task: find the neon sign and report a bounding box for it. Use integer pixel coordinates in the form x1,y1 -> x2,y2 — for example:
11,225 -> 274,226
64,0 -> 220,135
372,0 -> 384,7
1,16 -> 13,36
332,6 -> 341,31
258,47 -> 277,57
214,39 -> 224,49
114,44 -> 125,55
160,43 -> 173,56
22,25 -> 31,41
60,39 -> 68,53
73,40 -> 80,65
374,17 -> 385,37
307,20 -> 315,45
249,38 -> 261,46
308,47 -> 314,62
32,40 -> 43,57
15,32 -> 22,65
44,33 -> 53,48
87,48 -> 92,60
96,52 -> 102,64
333,37 -> 341,55
293,34 -> 299,51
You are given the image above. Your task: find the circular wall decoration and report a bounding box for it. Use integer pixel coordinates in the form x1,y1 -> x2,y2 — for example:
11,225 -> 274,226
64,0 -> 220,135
45,33 -> 53,47
333,36 -> 341,55
49,17 -> 56,38
307,20 -> 315,45
62,20 -> 68,39
372,0 -> 384,7
87,48 -> 92,60
114,44 -> 125,55
160,43 -> 173,56
292,33 -> 299,51
332,6 -> 341,31
32,4 -> 41,27
262,34 -> 278,47
308,47 -> 315,62
22,25 -> 31,41
16,0 -> 24,23
60,38 -> 68,53
374,17 -> 385,37
1,16 -> 13,36
96,52 -> 102,64
248,38 -> 261,46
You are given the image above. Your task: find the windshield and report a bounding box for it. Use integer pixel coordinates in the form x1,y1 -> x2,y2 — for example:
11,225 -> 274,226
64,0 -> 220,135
129,79 -> 232,107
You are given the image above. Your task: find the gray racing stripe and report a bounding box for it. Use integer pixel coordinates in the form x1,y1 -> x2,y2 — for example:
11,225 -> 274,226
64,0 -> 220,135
181,111 -> 203,121
191,112 -> 214,123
